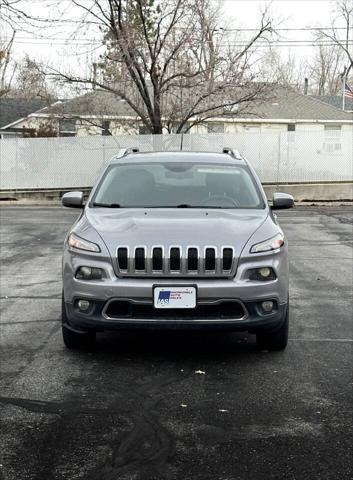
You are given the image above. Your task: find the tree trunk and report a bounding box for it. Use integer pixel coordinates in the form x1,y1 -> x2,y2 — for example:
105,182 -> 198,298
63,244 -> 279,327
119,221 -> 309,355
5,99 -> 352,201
152,124 -> 163,134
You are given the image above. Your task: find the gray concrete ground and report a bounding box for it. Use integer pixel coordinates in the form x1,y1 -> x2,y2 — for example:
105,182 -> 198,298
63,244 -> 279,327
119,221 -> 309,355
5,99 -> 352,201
0,206 -> 352,480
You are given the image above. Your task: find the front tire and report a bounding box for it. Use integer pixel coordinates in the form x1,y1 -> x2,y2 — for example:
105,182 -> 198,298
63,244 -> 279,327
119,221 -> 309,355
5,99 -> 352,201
62,325 -> 96,350
62,293 -> 96,350
256,304 -> 289,351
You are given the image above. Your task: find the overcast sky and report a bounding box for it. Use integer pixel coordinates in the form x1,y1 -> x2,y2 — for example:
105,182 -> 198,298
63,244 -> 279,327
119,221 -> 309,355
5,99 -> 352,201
223,0 -> 333,28
1,0 -> 337,76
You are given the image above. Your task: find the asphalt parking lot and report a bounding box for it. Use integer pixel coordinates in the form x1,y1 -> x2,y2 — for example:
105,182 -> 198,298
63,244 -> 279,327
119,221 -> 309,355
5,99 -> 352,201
0,205 -> 352,480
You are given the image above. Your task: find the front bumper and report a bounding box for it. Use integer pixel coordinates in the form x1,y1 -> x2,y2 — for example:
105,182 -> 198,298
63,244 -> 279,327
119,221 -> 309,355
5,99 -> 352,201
63,298 -> 287,333
62,244 -> 288,333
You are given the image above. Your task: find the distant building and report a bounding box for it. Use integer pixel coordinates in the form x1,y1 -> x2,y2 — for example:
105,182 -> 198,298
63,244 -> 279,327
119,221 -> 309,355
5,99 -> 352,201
0,98 -> 48,138
311,95 -> 353,113
1,86 -> 353,138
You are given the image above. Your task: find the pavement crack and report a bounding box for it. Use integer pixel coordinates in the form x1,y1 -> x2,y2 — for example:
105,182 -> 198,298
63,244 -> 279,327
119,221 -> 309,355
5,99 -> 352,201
0,396 -> 124,416
0,295 -> 61,300
0,319 -> 60,326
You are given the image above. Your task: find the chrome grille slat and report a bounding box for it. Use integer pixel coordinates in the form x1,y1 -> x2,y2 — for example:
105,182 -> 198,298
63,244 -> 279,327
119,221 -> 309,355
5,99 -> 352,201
116,245 -> 236,277
215,250 -> 223,276
180,248 -> 188,275
145,250 -> 153,273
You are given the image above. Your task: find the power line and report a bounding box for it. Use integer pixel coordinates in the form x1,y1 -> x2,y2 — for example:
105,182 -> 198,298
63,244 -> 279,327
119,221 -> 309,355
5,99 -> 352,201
2,26 -> 352,44
4,31 -> 352,43
10,18 -> 349,31
217,27 -> 352,32
7,37 -> 353,48
7,36 -> 353,43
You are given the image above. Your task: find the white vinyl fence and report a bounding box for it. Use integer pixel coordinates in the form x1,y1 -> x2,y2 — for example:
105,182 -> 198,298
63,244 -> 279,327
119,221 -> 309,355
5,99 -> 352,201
0,131 -> 352,190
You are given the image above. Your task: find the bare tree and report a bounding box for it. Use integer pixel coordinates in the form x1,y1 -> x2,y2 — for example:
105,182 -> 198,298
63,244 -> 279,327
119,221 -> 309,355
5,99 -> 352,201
0,0 -> 55,29
14,55 -> 57,101
0,0 -> 32,28
0,31 -> 16,97
307,36 -> 344,95
319,0 -> 353,79
50,0 -> 275,134
261,49 -> 308,92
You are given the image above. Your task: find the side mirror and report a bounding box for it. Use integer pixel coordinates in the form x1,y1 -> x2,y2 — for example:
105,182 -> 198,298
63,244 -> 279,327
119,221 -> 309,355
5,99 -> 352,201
272,192 -> 294,209
62,191 -> 84,209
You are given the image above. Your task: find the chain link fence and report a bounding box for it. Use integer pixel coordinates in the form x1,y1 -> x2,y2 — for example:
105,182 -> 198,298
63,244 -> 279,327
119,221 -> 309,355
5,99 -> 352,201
0,131 -> 352,190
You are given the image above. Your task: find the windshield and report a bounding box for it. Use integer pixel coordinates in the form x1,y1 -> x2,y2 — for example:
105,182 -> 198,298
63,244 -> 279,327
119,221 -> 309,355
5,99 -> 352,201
92,162 -> 264,209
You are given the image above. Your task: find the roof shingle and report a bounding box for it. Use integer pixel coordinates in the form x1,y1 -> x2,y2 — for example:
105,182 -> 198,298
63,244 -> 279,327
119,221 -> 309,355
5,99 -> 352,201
2,86 -> 353,127
0,98 -> 48,128
243,87 -> 353,121
310,95 -> 353,112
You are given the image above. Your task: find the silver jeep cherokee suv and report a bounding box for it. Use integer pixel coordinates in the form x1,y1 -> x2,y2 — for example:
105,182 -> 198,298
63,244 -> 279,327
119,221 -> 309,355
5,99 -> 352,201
62,148 -> 293,350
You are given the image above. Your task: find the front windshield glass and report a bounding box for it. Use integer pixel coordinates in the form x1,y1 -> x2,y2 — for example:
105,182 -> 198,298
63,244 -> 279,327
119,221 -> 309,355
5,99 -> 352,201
92,162 -> 264,209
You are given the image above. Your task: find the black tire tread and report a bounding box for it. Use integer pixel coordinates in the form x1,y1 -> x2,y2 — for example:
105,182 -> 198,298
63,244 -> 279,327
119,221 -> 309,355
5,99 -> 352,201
62,325 -> 96,350
256,304 -> 289,351
62,291 -> 96,350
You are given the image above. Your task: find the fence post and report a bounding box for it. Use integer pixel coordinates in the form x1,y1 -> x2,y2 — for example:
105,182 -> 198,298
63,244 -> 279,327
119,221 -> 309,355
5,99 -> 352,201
15,136 -> 19,194
275,132 -> 281,188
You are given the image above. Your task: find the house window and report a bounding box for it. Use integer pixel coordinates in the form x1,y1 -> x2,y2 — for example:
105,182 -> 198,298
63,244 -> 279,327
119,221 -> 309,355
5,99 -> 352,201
324,125 -> 341,136
207,122 -> 224,134
102,120 -> 111,136
59,119 -> 76,137
171,122 -> 190,134
287,123 -> 296,132
223,102 -> 239,113
323,125 -> 342,153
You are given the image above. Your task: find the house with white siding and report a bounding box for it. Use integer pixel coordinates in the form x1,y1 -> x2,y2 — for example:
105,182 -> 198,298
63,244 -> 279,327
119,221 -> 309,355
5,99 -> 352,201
1,86 -> 352,142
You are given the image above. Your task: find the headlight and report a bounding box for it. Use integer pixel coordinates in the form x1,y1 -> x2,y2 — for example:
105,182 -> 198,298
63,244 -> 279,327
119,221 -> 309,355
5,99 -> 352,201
68,233 -> 101,253
248,267 -> 276,281
250,233 -> 284,253
75,266 -> 103,280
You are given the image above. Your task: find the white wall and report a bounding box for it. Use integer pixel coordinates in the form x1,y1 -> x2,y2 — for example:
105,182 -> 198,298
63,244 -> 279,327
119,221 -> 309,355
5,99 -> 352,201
5,115 -> 353,138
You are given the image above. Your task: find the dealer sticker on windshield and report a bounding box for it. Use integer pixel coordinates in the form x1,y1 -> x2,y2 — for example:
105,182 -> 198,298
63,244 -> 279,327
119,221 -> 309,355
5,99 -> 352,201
154,286 -> 196,309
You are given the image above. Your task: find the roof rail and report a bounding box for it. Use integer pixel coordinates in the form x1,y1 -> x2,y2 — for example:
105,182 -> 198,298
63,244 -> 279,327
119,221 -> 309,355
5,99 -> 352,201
114,147 -> 139,159
222,147 -> 243,160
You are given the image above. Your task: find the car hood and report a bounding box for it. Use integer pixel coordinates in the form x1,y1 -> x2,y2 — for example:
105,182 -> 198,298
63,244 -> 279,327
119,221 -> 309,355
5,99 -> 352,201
83,208 -> 268,256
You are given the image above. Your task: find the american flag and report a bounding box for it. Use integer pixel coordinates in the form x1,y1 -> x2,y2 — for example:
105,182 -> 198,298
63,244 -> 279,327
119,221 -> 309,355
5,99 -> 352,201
345,83 -> 353,99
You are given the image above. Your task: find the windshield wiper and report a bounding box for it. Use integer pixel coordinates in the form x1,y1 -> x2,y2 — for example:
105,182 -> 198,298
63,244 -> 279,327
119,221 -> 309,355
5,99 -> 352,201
176,204 -> 228,209
92,202 -> 121,208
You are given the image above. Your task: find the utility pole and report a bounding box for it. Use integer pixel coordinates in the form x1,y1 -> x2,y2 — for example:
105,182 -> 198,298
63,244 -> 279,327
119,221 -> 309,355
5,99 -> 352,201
92,63 -> 97,90
342,66 -> 347,111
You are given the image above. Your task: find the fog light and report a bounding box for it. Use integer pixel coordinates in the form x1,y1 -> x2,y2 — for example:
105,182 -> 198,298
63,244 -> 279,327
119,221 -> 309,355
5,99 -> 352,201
259,267 -> 271,278
78,299 -> 90,311
262,301 -> 274,312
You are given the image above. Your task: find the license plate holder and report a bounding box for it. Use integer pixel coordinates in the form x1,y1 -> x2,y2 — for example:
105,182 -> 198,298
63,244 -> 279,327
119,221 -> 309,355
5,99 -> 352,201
153,286 -> 197,309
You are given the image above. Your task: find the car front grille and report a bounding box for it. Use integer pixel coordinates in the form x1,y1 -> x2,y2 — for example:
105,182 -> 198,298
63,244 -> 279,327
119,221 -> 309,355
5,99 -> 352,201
104,299 -> 245,320
116,246 -> 236,277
